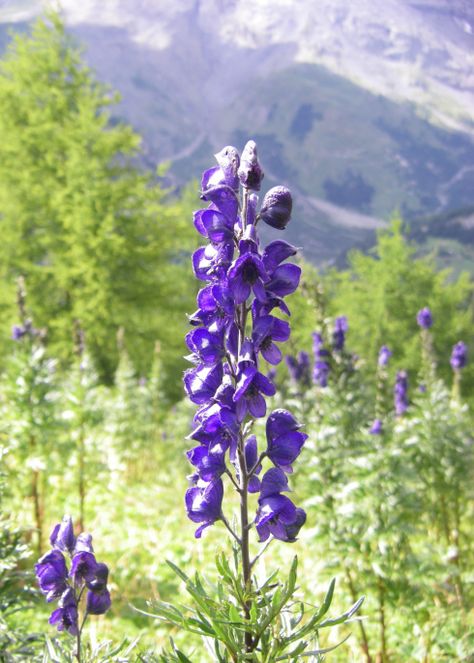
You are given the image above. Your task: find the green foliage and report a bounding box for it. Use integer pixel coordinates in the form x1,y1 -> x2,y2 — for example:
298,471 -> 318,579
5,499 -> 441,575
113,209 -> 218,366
148,554 -> 362,662
0,13 -> 196,391
323,217 -> 474,395
0,465 -> 39,660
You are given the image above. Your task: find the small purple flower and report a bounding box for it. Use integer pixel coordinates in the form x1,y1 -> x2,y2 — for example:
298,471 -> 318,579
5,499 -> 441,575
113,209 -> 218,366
265,409 -> 307,472
450,341 -> 468,370
183,363 -> 224,405
36,517 -> 111,641
259,186 -> 292,230
332,316 -> 348,352
185,479 -> 224,538
252,315 -> 291,365
49,588 -> 78,636
378,345 -> 392,367
35,550 -> 68,602
233,359 -> 276,419
187,445 -> 227,481
417,307 -> 433,329
369,418 -> 383,435
255,468 -> 306,542
312,332 -> 331,387
11,324 -> 26,341
238,140 -> 264,191
394,370 -> 409,415
50,515 -> 76,555
86,587 -> 112,615
227,249 -> 268,305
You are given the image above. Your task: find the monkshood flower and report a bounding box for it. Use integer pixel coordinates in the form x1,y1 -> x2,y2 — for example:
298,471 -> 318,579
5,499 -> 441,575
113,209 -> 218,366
378,345 -> 392,367
35,516 -> 111,652
255,468 -> 306,542
259,186 -> 292,230
450,341 -> 468,370
183,141 -> 307,561
312,332 -> 331,387
417,307 -> 433,329
332,316 -> 348,352
369,418 -> 383,435
394,370 -> 409,415
285,351 -> 311,386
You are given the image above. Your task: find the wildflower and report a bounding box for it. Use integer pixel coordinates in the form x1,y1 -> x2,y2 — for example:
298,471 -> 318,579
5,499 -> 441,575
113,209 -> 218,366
378,345 -> 392,367
417,307 -> 433,329
332,316 -> 348,351
259,186 -> 292,230
35,517 -> 111,643
394,370 -> 409,415
450,341 -> 468,370
369,419 -> 383,435
312,333 -> 330,387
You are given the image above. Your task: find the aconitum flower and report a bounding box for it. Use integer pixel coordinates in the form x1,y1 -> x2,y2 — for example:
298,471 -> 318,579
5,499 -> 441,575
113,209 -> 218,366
265,409 -> 307,472
369,418 -> 383,435
332,316 -> 348,351
238,140 -> 264,191
417,307 -> 433,329
450,341 -> 467,370
35,516 -> 111,646
286,351 -> 311,386
184,141 -> 307,551
255,468 -> 306,542
378,345 -> 392,367
394,370 -> 409,415
312,332 -> 330,387
259,186 -> 292,230
185,479 -> 224,538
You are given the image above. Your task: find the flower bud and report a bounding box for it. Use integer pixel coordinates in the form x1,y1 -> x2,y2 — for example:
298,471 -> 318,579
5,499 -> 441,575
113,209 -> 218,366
260,186 -> 292,230
214,145 -> 240,190
238,140 -> 264,191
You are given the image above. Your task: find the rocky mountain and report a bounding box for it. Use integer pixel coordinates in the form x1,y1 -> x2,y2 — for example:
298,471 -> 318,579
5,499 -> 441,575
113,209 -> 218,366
1,0 -> 473,265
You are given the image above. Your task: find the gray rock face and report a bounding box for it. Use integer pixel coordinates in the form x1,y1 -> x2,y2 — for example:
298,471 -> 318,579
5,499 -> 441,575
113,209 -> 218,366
1,0 -> 473,265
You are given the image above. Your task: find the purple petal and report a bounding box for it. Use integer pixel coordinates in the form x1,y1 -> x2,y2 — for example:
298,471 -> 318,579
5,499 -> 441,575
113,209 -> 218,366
262,240 -> 297,273
266,264 -> 301,297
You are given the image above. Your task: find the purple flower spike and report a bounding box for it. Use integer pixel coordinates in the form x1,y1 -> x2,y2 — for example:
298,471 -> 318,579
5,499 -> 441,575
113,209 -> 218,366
238,140 -> 264,191
369,419 -> 383,435
450,341 -> 467,370
378,345 -> 392,367
394,370 -> 409,415
35,550 -> 68,602
49,588 -> 78,636
313,332 -> 331,387
417,307 -> 433,329
266,409 -> 307,472
260,186 -> 292,230
185,479 -> 224,538
332,316 -> 348,352
50,515 -> 76,555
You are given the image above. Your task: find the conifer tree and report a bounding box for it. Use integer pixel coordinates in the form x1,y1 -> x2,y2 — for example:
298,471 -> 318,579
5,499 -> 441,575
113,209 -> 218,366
0,13 -> 195,387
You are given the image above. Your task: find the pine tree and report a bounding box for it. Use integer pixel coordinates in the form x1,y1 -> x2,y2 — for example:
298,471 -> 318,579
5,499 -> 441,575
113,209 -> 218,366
0,13 -> 196,387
